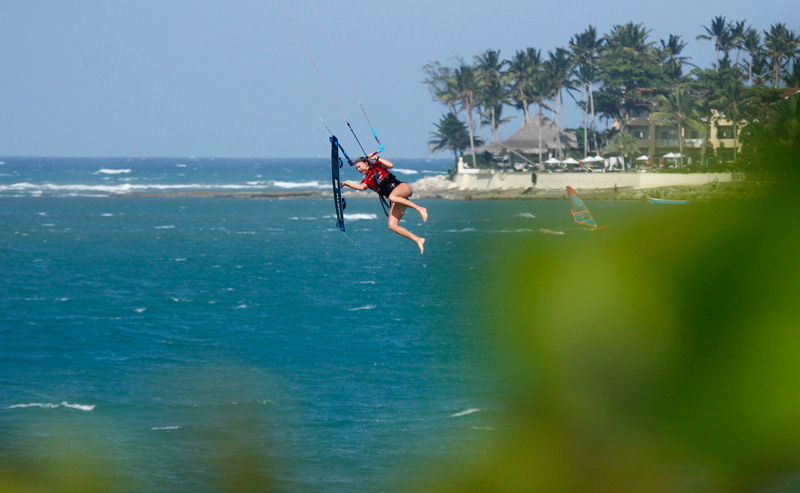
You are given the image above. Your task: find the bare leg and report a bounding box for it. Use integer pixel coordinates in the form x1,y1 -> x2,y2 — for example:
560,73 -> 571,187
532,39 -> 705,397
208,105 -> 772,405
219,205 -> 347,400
389,184 -> 427,222
388,203 -> 425,254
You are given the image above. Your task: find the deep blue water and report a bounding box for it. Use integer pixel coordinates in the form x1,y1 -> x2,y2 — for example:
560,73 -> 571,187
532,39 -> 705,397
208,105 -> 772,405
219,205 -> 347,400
0,157 -> 544,491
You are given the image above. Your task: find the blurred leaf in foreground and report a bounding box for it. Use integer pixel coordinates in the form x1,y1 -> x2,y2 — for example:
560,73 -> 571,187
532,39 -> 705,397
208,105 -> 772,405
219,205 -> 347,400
431,189 -> 800,491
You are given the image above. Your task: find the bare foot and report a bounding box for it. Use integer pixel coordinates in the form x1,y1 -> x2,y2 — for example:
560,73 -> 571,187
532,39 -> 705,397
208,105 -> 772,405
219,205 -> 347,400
417,237 -> 425,255
419,207 -> 428,223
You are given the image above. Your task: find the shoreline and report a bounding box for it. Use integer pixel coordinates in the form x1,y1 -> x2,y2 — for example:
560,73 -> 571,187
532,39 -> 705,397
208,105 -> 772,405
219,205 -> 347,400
411,181 -> 772,201
112,181 -> 772,202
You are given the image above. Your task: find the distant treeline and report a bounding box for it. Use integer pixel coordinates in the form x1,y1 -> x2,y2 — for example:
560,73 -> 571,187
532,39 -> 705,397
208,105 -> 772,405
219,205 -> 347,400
423,18 -> 799,174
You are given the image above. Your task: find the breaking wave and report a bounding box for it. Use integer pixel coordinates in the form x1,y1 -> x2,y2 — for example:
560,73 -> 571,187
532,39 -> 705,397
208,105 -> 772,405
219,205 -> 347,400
344,213 -> 378,221
95,169 -> 132,175
450,408 -> 480,418
8,401 -> 96,411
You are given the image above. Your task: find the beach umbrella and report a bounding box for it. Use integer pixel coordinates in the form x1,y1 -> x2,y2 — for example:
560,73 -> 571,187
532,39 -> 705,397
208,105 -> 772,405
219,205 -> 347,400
583,155 -> 603,162
663,152 -> 679,158
561,157 -> 579,165
636,155 -> 649,161
544,157 -> 561,164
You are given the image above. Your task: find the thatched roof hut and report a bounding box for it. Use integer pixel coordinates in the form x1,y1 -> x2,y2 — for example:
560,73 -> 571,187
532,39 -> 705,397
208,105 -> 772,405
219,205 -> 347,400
475,114 -> 577,157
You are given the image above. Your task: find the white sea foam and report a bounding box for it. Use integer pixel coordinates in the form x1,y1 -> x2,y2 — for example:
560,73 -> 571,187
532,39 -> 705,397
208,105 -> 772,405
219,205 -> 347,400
62,402 -> 96,411
101,213 -> 114,217
348,305 -> 376,311
344,213 -> 378,221
450,408 -> 480,418
444,228 -> 477,233
151,426 -> 181,430
134,308 -> 147,313
9,401 -> 95,411
95,169 -> 131,174
0,182 -> 286,195
517,212 -> 537,219
392,168 -> 418,175
272,180 -> 326,189
156,225 -> 175,229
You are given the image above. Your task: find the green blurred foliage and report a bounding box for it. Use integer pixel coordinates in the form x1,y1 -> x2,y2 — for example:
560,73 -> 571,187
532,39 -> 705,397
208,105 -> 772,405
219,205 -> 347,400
427,189 -> 800,491
0,366 -> 278,492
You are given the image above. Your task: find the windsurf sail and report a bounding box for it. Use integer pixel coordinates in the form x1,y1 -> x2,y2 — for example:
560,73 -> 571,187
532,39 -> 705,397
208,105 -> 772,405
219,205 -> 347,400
566,186 -> 606,229
330,135 -> 346,232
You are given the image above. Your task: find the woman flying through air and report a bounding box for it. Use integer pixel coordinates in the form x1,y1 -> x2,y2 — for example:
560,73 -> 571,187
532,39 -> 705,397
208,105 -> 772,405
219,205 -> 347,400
342,152 -> 428,254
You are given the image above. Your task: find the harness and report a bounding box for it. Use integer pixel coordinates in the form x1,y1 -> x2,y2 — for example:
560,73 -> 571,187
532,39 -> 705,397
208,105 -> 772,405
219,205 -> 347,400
364,162 -> 392,217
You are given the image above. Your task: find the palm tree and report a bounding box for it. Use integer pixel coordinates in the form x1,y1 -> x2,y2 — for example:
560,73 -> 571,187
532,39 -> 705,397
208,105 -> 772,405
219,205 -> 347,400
445,63 -> 480,167
604,22 -> 656,60
475,49 -> 509,143
697,16 -> 732,71
750,52 -> 772,86
730,20 -> 748,67
428,113 -> 473,167
784,62 -> 800,88
490,103 -> 514,141
570,26 -> 602,156
599,22 -> 661,131
742,28 -> 762,86
651,86 -> 705,166
544,48 -> 573,158
507,48 -> 542,123
529,72 -> 553,165
764,23 -> 800,88
711,73 -> 747,160
477,77 -> 512,142
659,34 -> 692,81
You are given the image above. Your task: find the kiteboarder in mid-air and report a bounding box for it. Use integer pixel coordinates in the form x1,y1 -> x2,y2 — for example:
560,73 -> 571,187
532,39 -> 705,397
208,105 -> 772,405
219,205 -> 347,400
342,152 -> 428,254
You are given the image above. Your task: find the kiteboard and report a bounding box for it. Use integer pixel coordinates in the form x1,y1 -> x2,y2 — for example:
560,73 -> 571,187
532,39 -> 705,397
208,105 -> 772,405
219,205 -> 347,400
330,136 -> 346,232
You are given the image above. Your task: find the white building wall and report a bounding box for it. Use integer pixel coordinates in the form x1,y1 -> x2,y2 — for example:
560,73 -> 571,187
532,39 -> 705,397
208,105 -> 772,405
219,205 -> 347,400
452,171 -> 732,191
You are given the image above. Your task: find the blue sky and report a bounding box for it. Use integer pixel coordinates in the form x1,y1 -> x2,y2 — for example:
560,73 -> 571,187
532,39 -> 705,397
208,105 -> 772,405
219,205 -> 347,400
1,0 -> 797,158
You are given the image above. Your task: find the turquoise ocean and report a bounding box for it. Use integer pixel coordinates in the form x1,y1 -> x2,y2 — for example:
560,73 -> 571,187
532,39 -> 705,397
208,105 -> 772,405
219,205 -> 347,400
0,156 -> 550,490
2,157 -> 672,490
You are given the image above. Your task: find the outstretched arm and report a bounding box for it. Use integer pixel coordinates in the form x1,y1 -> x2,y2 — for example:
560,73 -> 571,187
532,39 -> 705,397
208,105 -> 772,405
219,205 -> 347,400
369,152 -> 393,170
342,181 -> 368,191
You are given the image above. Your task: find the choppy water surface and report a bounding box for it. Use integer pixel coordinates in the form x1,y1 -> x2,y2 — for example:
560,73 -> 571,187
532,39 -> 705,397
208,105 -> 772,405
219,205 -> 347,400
2,157 -> 674,490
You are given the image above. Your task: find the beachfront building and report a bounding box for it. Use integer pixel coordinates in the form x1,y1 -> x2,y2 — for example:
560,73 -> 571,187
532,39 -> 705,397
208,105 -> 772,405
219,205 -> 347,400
624,106 -> 742,166
474,114 -> 578,170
